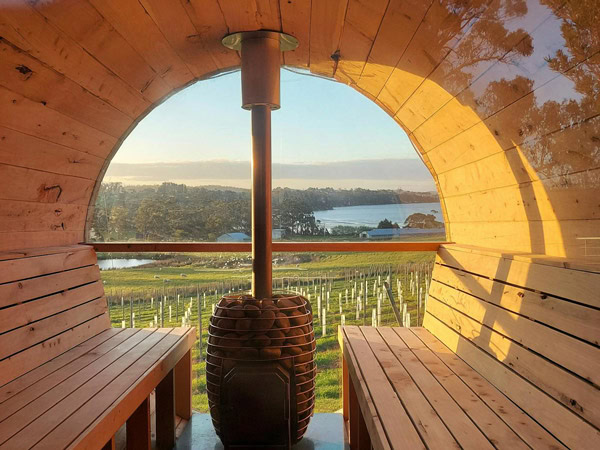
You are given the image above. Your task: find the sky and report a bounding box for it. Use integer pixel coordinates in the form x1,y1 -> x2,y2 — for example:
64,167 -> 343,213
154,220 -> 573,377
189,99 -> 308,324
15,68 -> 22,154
105,69 -> 435,191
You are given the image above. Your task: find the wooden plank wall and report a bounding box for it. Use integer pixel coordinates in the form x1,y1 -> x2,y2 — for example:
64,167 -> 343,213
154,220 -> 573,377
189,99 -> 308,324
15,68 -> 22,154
423,244 -> 600,449
0,245 -> 109,387
0,0 -> 597,258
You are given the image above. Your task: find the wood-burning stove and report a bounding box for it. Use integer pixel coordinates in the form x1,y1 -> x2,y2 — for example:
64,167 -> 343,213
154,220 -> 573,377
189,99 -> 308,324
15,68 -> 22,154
206,294 -> 316,448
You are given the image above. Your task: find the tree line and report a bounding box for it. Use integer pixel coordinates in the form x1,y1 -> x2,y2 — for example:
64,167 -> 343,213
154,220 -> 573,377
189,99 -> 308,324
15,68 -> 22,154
90,183 -> 439,242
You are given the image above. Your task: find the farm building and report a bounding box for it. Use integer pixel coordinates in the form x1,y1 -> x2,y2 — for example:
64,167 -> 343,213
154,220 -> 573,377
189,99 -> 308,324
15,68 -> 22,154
0,1 -> 597,449
216,232 -> 251,242
359,228 -> 444,239
217,229 -> 285,242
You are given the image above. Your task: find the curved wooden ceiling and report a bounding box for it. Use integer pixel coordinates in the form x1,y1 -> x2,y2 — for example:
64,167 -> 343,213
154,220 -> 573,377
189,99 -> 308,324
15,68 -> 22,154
0,0 -> 597,257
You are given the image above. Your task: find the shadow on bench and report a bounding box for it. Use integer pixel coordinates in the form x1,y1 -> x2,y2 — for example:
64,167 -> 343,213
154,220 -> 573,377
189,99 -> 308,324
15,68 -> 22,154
0,245 -> 196,449
339,244 -> 600,449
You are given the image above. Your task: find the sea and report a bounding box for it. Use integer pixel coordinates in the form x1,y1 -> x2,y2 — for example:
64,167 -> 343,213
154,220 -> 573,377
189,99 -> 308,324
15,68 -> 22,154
313,202 -> 443,230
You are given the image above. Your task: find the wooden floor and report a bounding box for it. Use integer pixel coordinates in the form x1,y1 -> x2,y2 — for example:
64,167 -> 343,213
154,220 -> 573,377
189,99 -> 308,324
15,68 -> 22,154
172,413 -> 347,449
341,326 -> 566,450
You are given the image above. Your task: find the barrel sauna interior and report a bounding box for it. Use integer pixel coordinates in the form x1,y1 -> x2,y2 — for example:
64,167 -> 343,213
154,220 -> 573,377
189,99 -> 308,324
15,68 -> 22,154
0,0 -> 598,448
207,294 -> 316,448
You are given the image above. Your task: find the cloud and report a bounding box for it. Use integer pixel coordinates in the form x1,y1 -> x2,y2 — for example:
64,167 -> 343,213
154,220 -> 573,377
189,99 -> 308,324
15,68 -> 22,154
103,158 -> 436,191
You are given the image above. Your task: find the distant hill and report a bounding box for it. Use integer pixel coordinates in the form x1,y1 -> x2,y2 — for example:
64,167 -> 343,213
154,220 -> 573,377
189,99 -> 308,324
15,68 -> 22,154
271,187 -> 439,211
104,183 -> 439,209
394,189 -> 439,204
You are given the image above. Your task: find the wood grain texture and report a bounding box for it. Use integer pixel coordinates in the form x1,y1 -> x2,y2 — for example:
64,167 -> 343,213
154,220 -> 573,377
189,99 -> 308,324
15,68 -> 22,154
411,327 -> 566,449
423,313 -> 600,449
0,85 -> 117,158
424,243 -> 600,445
0,1 -> 150,118
428,280 -> 600,385
0,230 -> 86,253
0,323 -> 194,450
0,328 -> 120,403
88,0 -> 194,89
0,328 -> 159,447
432,263 -> 600,345
338,326 -> 393,450
360,326 -> 460,449
342,326 -> 426,449
309,0 -> 349,77
356,0 -> 431,97
437,244 -> 600,306
218,0 -> 282,32
426,294 -> 600,426
395,327 -> 529,450
0,280 -> 105,333
0,297 -> 107,361
374,326 -> 493,450
0,244 -> 91,261
52,328 -> 195,450
339,325 -> 569,449
27,0 -> 171,104
0,200 -> 87,234
0,328 -> 137,423
174,349 -> 192,420
280,0 -> 311,67
0,126 -> 104,180
0,264 -> 101,308
138,0 -> 219,78
0,38 -> 131,138
181,0 -> 240,70
0,314 -> 109,387
335,0 -> 389,84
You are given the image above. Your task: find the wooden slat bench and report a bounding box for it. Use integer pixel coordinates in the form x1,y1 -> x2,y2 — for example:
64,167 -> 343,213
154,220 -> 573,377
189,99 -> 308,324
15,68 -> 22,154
340,244 -> 600,449
0,245 -> 196,449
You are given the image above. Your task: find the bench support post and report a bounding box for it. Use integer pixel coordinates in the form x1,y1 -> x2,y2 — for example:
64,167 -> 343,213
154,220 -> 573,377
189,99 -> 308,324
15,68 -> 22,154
101,435 -> 116,450
342,351 -> 350,435
348,369 -> 371,450
156,369 -> 176,449
175,349 -> 192,420
126,396 -> 151,450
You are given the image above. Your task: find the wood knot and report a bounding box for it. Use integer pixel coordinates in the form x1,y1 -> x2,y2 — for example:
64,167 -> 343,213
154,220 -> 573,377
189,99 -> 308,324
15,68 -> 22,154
15,64 -> 33,79
42,184 -> 63,201
186,34 -> 203,43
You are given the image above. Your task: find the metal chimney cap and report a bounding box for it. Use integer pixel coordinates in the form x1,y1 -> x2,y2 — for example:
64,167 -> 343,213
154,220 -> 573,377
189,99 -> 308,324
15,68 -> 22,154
222,31 -> 299,52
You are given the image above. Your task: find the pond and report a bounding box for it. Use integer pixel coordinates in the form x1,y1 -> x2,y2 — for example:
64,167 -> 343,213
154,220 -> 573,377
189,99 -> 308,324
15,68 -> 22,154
98,259 -> 154,270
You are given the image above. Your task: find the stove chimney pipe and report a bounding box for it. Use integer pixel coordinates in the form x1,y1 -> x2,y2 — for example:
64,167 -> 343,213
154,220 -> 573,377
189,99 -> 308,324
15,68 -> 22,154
222,31 -> 298,299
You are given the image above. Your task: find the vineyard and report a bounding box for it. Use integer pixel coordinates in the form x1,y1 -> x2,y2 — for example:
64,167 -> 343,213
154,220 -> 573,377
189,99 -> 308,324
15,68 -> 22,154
101,252 -> 435,412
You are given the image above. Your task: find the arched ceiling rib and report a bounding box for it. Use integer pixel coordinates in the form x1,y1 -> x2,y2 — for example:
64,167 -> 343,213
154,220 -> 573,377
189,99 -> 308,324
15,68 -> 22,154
0,0 -> 597,258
